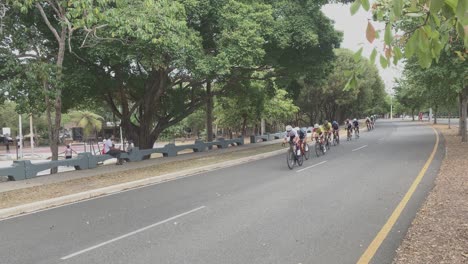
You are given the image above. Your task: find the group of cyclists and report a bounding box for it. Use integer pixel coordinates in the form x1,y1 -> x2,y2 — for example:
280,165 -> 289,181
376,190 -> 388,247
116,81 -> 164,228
283,115 -> 378,162
365,115 -> 377,131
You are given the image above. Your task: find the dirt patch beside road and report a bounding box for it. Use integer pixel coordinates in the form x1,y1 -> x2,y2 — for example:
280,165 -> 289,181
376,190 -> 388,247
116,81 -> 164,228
393,125 -> 468,264
0,144 -> 285,210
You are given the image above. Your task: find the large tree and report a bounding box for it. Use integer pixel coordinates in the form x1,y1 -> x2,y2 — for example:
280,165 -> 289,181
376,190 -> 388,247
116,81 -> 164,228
296,49 -> 387,125
1,0 -> 112,172
67,0 -> 342,150
398,45 -> 466,136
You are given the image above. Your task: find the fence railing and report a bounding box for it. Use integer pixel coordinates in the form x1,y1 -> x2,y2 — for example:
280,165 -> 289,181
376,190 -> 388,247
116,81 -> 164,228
250,132 -> 286,143
0,137 -> 244,181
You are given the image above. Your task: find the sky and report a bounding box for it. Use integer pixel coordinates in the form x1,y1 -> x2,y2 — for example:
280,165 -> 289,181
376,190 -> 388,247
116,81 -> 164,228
322,3 -> 402,95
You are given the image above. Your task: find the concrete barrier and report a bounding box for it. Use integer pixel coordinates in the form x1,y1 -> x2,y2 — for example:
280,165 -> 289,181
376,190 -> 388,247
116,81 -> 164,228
0,137 -> 245,181
250,132 -> 285,143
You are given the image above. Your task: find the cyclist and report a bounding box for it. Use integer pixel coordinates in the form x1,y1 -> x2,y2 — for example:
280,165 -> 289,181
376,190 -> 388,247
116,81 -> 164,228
332,120 -> 339,141
353,118 -> 360,136
312,124 -> 326,153
370,115 -> 375,128
295,127 -> 307,154
283,125 -> 300,155
283,125 -> 298,144
322,120 -> 332,144
365,116 -> 371,130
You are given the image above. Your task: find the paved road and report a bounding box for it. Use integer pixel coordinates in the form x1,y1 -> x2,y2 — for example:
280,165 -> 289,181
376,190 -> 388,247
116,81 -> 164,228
0,121 -> 444,264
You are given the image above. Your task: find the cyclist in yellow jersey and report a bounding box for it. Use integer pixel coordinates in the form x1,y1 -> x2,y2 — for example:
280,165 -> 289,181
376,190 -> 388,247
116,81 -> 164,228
322,120 -> 332,143
312,124 -> 324,145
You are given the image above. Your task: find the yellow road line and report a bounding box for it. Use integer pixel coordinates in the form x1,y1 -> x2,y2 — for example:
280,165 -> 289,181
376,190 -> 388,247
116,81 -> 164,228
356,126 -> 440,264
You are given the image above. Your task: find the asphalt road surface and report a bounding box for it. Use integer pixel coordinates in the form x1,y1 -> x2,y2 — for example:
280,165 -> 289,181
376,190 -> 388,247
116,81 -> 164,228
0,120 -> 444,264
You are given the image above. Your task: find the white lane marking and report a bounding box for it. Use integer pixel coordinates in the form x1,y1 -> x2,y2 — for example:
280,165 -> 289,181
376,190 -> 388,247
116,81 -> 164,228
60,206 -> 206,260
352,145 -> 368,152
296,161 -> 328,173
378,137 -> 385,141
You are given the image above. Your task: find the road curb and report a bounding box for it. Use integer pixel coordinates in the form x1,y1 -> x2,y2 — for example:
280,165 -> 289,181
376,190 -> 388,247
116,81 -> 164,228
0,147 -> 287,220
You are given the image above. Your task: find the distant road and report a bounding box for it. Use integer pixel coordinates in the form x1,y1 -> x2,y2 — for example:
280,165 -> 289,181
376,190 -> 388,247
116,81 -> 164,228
0,120 -> 444,264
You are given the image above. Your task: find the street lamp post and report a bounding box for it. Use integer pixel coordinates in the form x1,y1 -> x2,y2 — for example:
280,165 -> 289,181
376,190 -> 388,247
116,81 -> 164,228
390,96 -> 393,120
30,113 -> 34,155
18,114 -> 23,159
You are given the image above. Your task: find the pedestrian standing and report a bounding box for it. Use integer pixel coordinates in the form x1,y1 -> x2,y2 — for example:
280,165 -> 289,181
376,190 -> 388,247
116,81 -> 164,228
61,144 -> 78,159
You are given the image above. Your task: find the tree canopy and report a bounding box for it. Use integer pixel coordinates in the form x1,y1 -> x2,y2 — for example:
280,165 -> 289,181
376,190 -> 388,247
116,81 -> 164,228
0,0 -> 394,155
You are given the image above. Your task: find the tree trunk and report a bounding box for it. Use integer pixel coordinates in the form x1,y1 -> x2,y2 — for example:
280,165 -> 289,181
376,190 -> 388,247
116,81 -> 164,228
47,28 -> 67,173
411,108 -> 415,121
459,93 -> 463,136
433,105 -> 438,124
241,114 -> 248,136
461,87 -> 467,142
206,81 -> 214,142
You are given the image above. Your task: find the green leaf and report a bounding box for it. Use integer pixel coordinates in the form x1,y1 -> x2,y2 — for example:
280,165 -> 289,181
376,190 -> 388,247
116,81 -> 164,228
430,0 -> 445,13
456,0 -> 467,21
380,55 -> 388,68
362,0 -> 370,11
393,0 -> 404,18
455,51 -> 466,61
445,0 -> 457,12
384,24 -> 393,45
431,13 -> 441,27
464,25 -> 468,49
394,46 -> 403,60
344,76 -> 353,91
418,52 -> 433,68
377,10 -> 384,20
410,0 -> 418,11
344,74 -> 358,91
350,0 -> 362,15
370,49 -> 377,64
456,21 -> 465,39
354,47 -> 364,62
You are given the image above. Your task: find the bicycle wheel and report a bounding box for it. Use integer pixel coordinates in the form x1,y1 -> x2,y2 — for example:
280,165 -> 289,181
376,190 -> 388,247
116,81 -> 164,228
297,151 -> 303,166
315,142 -> 321,157
333,136 -> 337,146
286,149 -> 295,170
303,143 -> 310,160
326,139 -> 331,150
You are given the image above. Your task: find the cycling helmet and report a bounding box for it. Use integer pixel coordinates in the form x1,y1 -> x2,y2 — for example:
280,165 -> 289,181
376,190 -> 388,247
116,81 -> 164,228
286,125 -> 292,132
324,120 -> 329,125
353,118 -> 357,121
314,124 -> 319,129
332,121 -> 338,125
294,127 -> 300,131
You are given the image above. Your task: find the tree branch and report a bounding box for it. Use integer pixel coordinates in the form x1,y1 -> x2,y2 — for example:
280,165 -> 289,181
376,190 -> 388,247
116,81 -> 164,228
46,0 -> 60,17
403,12 -> 431,38
35,2 -> 61,43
